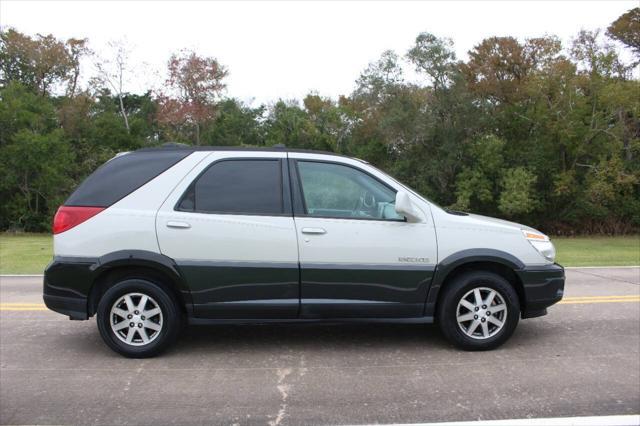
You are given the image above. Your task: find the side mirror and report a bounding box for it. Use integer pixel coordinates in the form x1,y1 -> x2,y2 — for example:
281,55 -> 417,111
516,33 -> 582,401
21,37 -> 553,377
395,191 -> 423,223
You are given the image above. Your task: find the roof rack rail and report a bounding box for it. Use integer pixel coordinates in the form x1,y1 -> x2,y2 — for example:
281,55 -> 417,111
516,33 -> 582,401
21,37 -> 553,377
135,143 -> 350,159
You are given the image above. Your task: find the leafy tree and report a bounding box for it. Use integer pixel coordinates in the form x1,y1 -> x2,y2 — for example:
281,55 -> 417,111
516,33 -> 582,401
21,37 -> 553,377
571,30 -> 626,78
452,135 -> 506,212
0,83 -> 73,230
0,29 -> 87,96
201,99 -> 264,146
264,100 -> 333,150
407,32 -> 457,89
607,7 -> 640,65
499,168 -> 538,217
0,129 -> 73,230
157,50 -> 228,145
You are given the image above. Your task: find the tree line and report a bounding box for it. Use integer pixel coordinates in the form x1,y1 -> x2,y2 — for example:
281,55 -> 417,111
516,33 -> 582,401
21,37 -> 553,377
1,8 -> 638,234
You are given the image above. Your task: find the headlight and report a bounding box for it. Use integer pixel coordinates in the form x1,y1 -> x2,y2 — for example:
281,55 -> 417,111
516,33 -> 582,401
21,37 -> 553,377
522,230 -> 556,262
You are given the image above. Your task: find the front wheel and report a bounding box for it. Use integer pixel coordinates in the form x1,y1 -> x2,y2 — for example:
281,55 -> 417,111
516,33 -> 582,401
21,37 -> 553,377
96,278 -> 182,358
437,271 -> 520,351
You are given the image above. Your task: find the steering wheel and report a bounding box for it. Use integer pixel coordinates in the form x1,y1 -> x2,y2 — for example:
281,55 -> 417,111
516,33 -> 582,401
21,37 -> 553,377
352,191 -> 376,217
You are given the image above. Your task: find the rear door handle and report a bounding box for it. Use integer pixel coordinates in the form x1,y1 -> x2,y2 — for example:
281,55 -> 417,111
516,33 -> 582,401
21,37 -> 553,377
166,221 -> 191,229
301,227 -> 326,235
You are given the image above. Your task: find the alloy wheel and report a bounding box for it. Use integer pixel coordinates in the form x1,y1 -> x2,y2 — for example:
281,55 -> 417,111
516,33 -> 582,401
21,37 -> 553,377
456,287 -> 508,340
109,292 -> 163,346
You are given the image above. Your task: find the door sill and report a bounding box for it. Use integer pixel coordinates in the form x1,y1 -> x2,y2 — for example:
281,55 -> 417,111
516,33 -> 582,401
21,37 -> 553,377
187,316 -> 434,325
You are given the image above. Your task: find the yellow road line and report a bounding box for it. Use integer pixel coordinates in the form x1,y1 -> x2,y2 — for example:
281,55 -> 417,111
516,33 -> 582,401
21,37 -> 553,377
0,307 -> 49,311
0,303 -> 46,306
559,295 -> 640,304
562,295 -> 639,300
559,298 -> 640,305
0,303 -> 47,311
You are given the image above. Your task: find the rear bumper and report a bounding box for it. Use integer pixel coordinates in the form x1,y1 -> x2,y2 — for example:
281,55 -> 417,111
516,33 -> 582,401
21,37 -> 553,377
517,263 -> 565,319
43,294 -> 88,320
43,257 -> 96,320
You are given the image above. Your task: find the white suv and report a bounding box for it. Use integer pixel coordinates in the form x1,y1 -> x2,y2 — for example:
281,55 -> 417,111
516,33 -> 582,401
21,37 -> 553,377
44,145 -> 564,357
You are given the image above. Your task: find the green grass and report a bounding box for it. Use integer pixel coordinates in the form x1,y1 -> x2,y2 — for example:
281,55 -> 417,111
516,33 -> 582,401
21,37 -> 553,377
0,233 -> 52,274
0,233 -> 638,274
554,236 -> 639,267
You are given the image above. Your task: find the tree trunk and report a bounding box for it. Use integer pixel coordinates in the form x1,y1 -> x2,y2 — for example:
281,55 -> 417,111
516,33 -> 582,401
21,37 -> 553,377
620,110 -> 632,162
118,94 -> 130,133
69,69 -> 79,98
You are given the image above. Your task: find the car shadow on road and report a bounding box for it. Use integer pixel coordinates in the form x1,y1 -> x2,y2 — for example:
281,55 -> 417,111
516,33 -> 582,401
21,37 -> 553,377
176,322 -> 452,353
172,320 -> 563,356
47,317 -> 562,359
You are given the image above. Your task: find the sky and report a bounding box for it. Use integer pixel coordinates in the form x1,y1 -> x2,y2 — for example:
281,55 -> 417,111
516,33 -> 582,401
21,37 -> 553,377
0,1 -> 636,106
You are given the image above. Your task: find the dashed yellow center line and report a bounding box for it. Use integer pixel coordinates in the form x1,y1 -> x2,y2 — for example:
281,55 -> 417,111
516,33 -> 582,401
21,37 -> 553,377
0,303 -> 49,311
559,295 -> 640,305
0,295 -> 638,311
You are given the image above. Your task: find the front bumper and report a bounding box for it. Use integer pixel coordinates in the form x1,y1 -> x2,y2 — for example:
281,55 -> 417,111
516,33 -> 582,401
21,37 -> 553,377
517,263 -> 565,319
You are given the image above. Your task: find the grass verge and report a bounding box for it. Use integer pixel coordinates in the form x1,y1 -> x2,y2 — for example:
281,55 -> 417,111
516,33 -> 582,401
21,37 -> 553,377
0,233 -> 52,275
553,236 -> 639,267
0,233 -> 638,274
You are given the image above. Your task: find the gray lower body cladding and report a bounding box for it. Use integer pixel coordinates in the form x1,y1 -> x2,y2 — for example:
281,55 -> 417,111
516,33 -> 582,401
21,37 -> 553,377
42,254 -> 564,322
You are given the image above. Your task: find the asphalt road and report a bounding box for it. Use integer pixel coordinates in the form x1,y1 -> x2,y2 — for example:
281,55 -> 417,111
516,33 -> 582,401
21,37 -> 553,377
1,268 -> 639,425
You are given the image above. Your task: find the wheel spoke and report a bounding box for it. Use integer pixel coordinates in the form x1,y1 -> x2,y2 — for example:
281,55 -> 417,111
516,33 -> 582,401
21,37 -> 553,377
113,320 -> 130,331
467,319 -> 480,336
144,320 -> 161,331
481,321 -> 489,338
137,295 -> 149,311
144,307 -> 161,318
488,316 -> 503,327
139,328 -> 150,344
112,308 -> 129,319
459,299 -> 475,311
492,304 -> 507,313
457,312 -> 475,322
484,290 -> 497,307
124,295 -> 135,312
125,327 -> 135,343
473,288 -> 482,306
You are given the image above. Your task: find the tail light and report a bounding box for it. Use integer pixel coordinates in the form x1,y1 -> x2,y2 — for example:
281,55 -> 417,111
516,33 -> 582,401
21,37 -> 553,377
52,206 -> 105,234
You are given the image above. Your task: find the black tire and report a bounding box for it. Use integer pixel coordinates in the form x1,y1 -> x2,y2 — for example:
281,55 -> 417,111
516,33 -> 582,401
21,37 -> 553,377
437,270 -> 520,351
96,278 -> 182,358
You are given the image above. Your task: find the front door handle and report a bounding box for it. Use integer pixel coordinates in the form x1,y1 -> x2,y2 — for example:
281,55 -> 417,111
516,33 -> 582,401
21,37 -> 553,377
301,227 -> 326,235
167,221 -> 191,229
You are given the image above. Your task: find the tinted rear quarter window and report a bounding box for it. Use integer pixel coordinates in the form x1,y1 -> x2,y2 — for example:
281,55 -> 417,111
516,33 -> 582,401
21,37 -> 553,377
178,159 -> 283,215
65,150 -> 191,207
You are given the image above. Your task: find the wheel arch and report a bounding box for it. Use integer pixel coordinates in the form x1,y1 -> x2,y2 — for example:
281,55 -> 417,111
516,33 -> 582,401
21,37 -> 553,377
87,250 -> 191,317
425,249 -> 526,318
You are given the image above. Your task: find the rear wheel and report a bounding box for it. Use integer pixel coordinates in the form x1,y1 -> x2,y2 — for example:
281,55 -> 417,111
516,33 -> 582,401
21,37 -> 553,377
437,270 -> 520,351
96,278 -> 181,358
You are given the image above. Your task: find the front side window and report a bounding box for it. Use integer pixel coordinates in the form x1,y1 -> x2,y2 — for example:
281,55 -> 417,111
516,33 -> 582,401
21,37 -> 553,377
178,159 -> 283,215
297,161 -> 403,220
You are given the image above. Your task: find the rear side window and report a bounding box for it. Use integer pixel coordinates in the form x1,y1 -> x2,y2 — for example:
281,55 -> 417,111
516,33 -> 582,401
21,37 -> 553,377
65,150 -> 191,207
177,159 -> 283,215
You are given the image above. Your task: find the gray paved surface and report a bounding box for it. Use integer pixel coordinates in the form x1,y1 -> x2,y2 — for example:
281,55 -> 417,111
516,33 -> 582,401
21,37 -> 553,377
0,268 -> 639,425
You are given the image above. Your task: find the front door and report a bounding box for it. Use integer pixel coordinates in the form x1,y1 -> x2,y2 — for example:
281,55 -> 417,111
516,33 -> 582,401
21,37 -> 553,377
290,156 -> 438,318
157,153 -> 300,319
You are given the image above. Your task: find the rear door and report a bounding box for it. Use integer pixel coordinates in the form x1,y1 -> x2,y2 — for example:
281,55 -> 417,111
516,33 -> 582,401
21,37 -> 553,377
156,152 -> 300,319
289,154 -> 438,318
